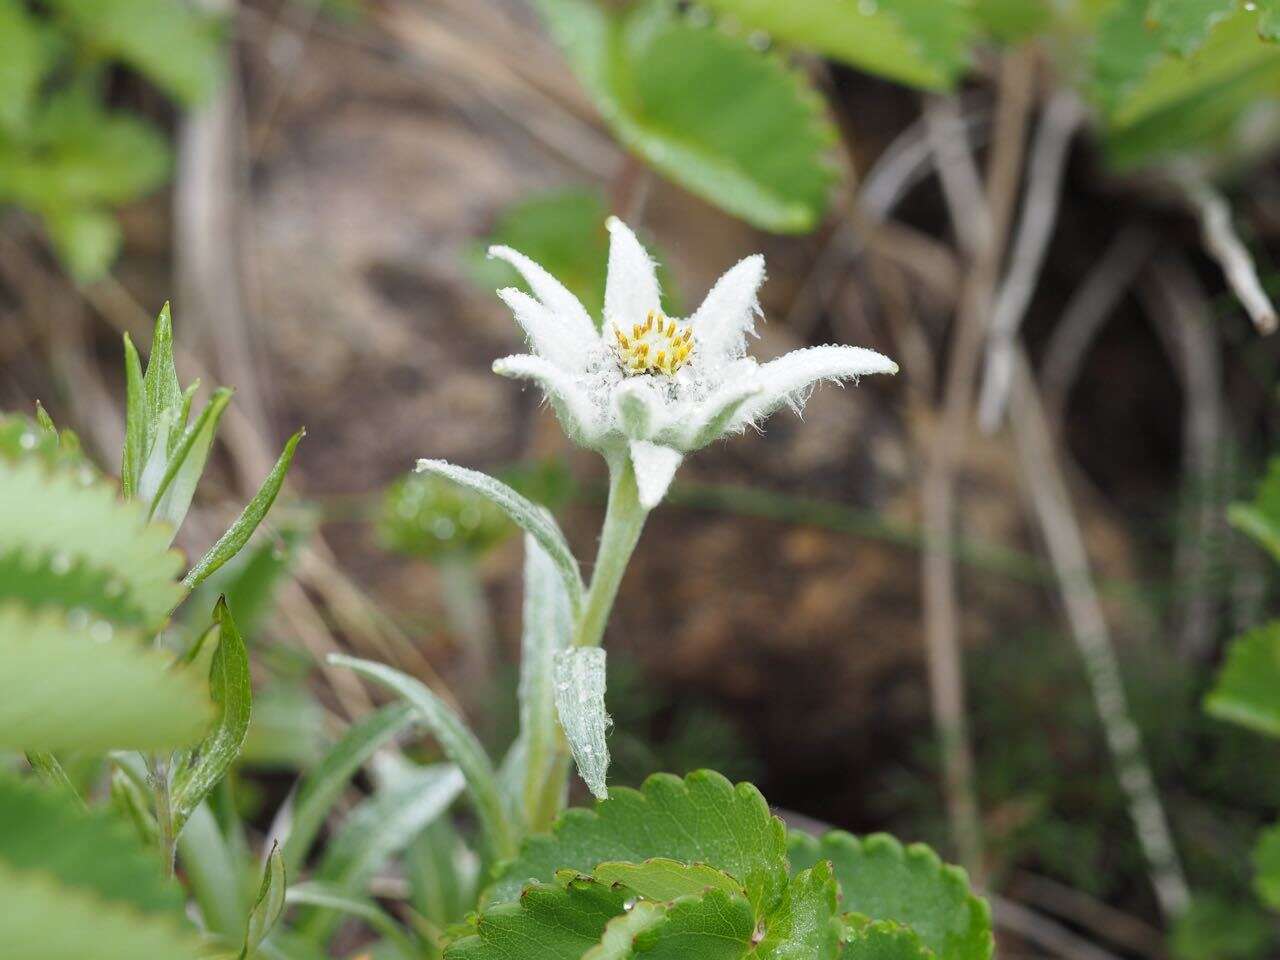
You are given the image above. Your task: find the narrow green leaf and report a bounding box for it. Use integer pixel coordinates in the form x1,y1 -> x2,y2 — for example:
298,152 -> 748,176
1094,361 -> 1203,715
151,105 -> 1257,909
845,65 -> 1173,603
148,387 -> 233,535
1228,459 -> 1280,564
484,770 -> 788,916
0,605 -> 212,751
243,842 -> 288,958
183,427 -> 304,592
287,883 -> 419,960
416,460 -> 583,615
25,750 -> 83,806
554,647 -> 610,800
697,0 -> 974,90
109,767 -> 158,845
327,654 -> 516,861
121,332 -> 147,499
144,302 -> 183,431
517,535 -> 575,825
1205,621 -> 1280,738
299,760 -> 464,942
177,802 -> 247,942
281,701 -> 417,874
172,598 -> 253,834
407,816 -> 478,928
788,831 -> 991,960
33,402 -> 56,436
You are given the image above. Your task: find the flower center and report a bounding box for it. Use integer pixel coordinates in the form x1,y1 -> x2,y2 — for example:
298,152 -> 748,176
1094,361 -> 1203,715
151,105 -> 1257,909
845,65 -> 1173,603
611,309 -> 693,377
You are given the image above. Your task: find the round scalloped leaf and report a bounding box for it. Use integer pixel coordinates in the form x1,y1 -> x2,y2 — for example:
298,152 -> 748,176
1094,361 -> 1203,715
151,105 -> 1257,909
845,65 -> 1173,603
756,861 -> 844,960
1146,0 -> 1236,57
485,770 -> 788,916
843,917 -> 936,959
447,874 -> 632,960
788,831 -> 991,960
0,605 -> 213,752
0,449 -> 184,628
593,859 -> 747,902
697,0 -> 974,91
533,0 -> 837,233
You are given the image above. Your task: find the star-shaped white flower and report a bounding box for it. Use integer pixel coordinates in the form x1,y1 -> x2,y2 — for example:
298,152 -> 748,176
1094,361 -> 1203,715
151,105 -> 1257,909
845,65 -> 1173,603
489,217 -> 898,508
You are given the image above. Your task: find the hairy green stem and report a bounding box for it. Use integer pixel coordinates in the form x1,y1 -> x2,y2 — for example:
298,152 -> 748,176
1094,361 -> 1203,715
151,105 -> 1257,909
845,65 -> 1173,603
533,455 -> 648,825
149,752 -> 176,877
573,455 -> 647,650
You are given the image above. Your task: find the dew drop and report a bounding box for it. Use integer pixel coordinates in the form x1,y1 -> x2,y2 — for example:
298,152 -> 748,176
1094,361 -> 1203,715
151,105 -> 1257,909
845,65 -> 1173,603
432,517 -> 456,540
67,608 -> 90,630
623,898 -> 637,912
104,578 -> 125,598
50,552 -> 73,575
91,620 -> 113,643
858,0 -> 878,13
19,431 -> 37,450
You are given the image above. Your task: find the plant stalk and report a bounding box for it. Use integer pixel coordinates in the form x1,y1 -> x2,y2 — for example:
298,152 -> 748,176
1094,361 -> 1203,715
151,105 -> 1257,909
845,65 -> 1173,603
149,752 -> 177,877
573,454 -> 648,650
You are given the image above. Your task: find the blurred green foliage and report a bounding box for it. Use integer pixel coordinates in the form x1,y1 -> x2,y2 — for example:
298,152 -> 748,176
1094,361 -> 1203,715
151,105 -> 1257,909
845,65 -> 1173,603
0,0 -> 224,279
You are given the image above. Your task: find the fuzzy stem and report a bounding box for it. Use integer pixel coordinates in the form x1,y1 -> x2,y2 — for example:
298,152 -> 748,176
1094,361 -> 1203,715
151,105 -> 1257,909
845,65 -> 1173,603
149,752 -> 177,877
534,454 -> 648,823
573,454 -> 648,650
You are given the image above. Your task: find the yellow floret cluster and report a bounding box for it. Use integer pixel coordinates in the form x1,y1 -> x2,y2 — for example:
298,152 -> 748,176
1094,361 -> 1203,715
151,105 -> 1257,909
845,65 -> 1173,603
612,309 -> 694,377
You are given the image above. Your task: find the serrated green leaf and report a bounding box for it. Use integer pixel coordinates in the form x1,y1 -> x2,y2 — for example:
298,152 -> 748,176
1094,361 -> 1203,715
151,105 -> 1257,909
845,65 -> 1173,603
0,605 -> 213,751
843,918 -> 936,959
0,771 -> 184,916
535,0 -> 837,233
328,654 -> 516,861
1254,822 -> 1280,910
0,860 -> 203,960
0,449 -> 184,626
243,842 -> 287,958
416,459 -> 583,613
0,413 -> 86,468
515,535 -> 574,829
698,0 -> 974,91
555,646 -> 611,800
183,427 -> 304,591
485,770 -> 788,917
299,761 -> 464,942
593,859 -> 746,901
756,862 -> 843,960
1098,6 -> 1280,167
788,831 -> 991,960
1206,621 -> 1280,737
446,874 -> 633,960
282,701 -> 417,873
628,886 -> 756,960
1146,0 -> 1235,56
172,598 -> 253,833
47,0 -> 226,105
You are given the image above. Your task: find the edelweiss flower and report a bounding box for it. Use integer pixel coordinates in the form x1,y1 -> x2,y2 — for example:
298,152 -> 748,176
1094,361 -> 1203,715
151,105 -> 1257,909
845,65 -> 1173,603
489,217 -> 898,508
